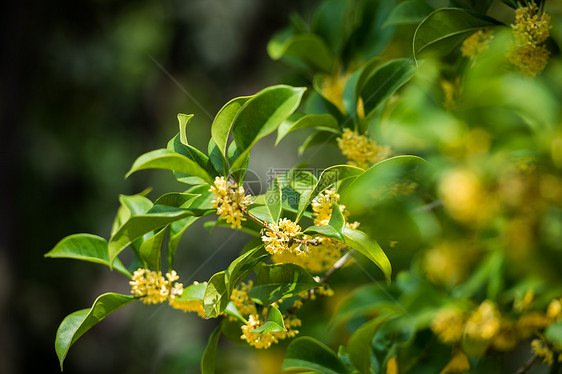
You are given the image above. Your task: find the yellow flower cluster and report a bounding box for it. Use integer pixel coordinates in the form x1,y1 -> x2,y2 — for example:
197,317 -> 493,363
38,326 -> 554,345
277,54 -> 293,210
209,176 -> 252,229
130,268 -> 180,305
531,339 -> 554,365
230,281 -> 258,318
508,3 -> 551,77
261,218 -> 303,256
461,29 -> 493,60
432,297 -> 562,355
337,129 -> 391,169
240,314 -> 301,349
422,242 -> 476,287
440,350 -> 470,374
272,189 -> 359,273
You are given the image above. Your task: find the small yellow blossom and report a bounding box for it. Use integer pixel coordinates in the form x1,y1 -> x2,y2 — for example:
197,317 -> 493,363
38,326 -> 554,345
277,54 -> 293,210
210,176 -> 252,229
547,298 -> 562,321
337,129 -> 391,169
230,281 -> 258,318
440,350 -> 470,374
531,339 -> 554,365
386,356 -> 399,374
461,29 -> 493,60
465,300 -> 500,341
431,307 -> 467,344
130,268 -> 184,305
240,313 -> 301,349
517,311 -> 551,339
261,218 -> 303,256
422,242 -> 472,287
508,3 -> 551,77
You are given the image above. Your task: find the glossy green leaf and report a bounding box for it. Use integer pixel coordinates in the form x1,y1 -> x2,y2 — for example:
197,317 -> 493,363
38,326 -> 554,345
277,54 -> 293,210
383,0 -> 433,27
108,206 -> 195,266
499,0 -> 517,8
139,226 -> 166,270
177,113 -> 194,146
167,134 -> 218,181
360,59 -> 416,116
211,96 -> 252,156
348,317 -> 388,374
328,202 -> 345,236
312,165 -> 363,201
201,323 -> 222,374
126,148 -> 213,184
303,225 -> 343,241
154,192 -> 199,208
343,227 -> 392,284
265,176 -> 282,224
341,155 -> 428,213
208,138 -> 228,177
282,337 -> 349,374
224,301 -> 246,323
268,33 -> 335,73
249,263 -> 321,305
296,187 -> 315,223
413,8 -> 502,61
176,281 -> 207,301
298,131 -> 337,156
203,271 -> 229,318
230,85 -> 306,174
45,234 -> 131,277
276,113 -> 340,145
304,90 -> 345,123
311,0 -> 355,55
168,216 -> 198,270
252,306 -> 285,334
112,193 -> 153,235
225,245 -> 269,293
55,293 -> 135,370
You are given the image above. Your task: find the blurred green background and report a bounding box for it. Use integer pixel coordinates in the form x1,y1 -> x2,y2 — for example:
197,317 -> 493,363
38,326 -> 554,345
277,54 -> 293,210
0,1 -> 353,373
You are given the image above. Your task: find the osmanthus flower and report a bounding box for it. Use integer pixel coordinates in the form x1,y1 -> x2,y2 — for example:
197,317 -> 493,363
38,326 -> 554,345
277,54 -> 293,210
230,281 -> 258,319
261,218 -> 303,256
507,2 -> 551,77
130,269 -> 182,305
240,314 -> 301,349
209,176 -> 252,229
461,29 -> 494,61
465,300 -> 501,341
337,128 -> 391,169
531,339 -> 554,365
431,307 -> 467,344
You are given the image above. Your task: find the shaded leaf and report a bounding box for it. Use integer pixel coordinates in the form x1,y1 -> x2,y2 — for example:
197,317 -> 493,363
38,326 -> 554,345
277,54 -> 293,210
126,148 -> 213,184
328,202 -> 345,236
201,324 -> 222,374
249,263 -> 321,305
168,216 -> 198,270
282,337 -> 349,374
268,33 -> 335,73
348,317 -> 388,374
139,226 -> 166,270
413,8 -> 502,61
265,176 -> 282,224
343,227 -> 392,284
383,0 -> 433,27
55,293 -> 135,370
46,234 -> 131,277
276,113 -> 340,145
225,245 -> 269,293
154,193 -> 199,208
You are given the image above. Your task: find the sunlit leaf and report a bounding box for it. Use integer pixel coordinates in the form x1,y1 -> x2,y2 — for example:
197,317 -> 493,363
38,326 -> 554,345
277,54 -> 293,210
265,176 -> 282,224
55,293 -> 135,370
252,306 -> 285,334
203,271 -> 228,318
211,96 -> 253,156
343,227 -> 392,284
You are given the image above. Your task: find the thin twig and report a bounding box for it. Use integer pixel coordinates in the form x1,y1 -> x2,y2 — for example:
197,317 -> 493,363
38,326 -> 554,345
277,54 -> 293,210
515,354 -> 538,374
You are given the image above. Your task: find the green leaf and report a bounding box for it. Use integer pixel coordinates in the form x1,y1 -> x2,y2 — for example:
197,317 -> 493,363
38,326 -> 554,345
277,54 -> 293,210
298,131 -> 337,156
225,245 -> 269,293
45,234 -> 131,277
303,225 -> 343,241
176,281 -> 207,301
167,134 -> 218,181
383,0 -> 433,27
112,193 -> 153,235
328,202 -> 345,236
311,0 -> 355,55
168,216 -> 198,270
224,301 -> 246,323
177,113 -> 194,146
126,148 -> 213,184
108,206 -> 195,266
413,8 -> 502,61
203,271 -> 229,318
276,113 -> 340,145
139,226 -> 166,270
55,293 -> 135,370
208,138 -> 228,177
265,176 -> 282,224
201,323 -> 222,374
211,96 -> 253,156
249,263 -> 321,305
343,227 -> 392,284
499,0 -> 517,8
154,192 -> 200,208
360,58 -> 416,117
545,321 -> 562,346
282,337 -> 349,374
311,165 -> 363,202
268,33 -> 335,73
347,317 -> 388,374
341,155 -> 428,213
252,306 -> 285,334
230,85 -> 306,174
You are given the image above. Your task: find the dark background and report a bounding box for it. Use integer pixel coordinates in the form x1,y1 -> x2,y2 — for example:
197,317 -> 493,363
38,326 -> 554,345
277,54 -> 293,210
0,1 -> 340,373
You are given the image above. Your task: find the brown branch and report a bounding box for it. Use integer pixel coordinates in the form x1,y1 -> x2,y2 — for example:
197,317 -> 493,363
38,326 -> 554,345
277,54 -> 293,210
515,354 -> 538,374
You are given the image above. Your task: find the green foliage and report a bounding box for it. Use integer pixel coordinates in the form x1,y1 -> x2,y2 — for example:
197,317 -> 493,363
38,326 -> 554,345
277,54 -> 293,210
282,337 -> 350,374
